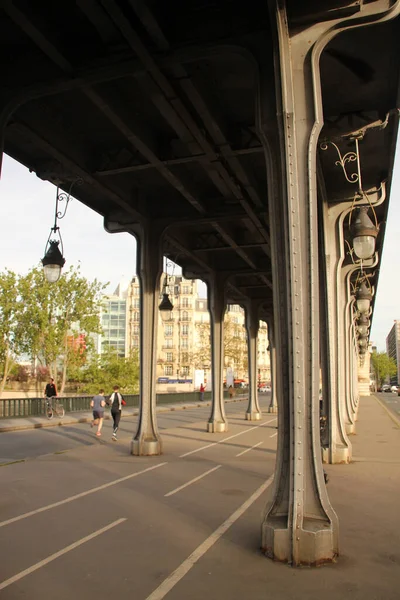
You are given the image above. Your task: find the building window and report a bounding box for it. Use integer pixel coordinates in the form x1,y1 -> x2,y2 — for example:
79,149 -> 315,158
134,312 -> 140,322
164,365 -> 173,376
182,366 -> 190,376
165,325 -> 173,336
182,297 -> 189,308
133,287 -> 140,296
181,339 -> 188,349
133,299 -> 140,308
132,325 -> 139,335
182,325 -> 189,336
182,311 -> 189,321
166,352 -> 173,362
132,337 -> 139,348
182,285 -> 190,294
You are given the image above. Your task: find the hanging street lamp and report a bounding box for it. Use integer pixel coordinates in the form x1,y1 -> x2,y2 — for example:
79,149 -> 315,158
41,181 -> 79,283
351,206 -> 379,260
357,313 -> 370,337
356,280 -> 372,314
159,290 -> 174,322
159,258 -> 174,321
42,240 -> 65,284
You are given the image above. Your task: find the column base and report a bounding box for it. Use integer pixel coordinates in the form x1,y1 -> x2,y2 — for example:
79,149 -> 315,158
246,411 -> 261,421
261,517 -> 337,566
207,420 -> 228,433
268,405 -> 278,413
131,437 -> 163,456
345,421 -> 356,435
322,444 -> 351,464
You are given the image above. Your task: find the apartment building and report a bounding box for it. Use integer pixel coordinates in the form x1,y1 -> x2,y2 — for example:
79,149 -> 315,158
98,276 -> 270,389
386,320 -> 400,385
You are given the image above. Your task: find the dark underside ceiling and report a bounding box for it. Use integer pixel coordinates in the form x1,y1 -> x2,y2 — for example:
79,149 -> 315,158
1,1 -> 399,314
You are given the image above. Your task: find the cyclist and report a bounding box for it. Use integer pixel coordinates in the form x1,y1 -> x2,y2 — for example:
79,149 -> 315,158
44,377 -> 57,400
90,389 -> 106,437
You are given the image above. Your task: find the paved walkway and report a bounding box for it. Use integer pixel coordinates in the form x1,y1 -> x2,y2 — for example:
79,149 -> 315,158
0,394 -> 398,599
0,395 -> 248,433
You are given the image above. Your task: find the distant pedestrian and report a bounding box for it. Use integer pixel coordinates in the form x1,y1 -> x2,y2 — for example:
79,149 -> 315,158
44,377 -> 57,399
199,383 -> 205,401
229,385 -> 235,399
91,389 -> 106,437
108,385 -> 126,441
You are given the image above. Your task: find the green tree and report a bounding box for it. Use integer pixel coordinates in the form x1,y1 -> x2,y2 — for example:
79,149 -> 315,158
76,348 -> 139,394
371,351 -> 397,387
18,265 -> 107,393
0,269 -> 26,396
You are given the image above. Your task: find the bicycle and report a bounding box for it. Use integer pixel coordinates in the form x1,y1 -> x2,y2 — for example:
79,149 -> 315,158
44,397 -> 65,419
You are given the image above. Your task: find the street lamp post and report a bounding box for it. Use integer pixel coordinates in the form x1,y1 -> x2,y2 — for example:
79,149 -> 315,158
41,181 -> 80,283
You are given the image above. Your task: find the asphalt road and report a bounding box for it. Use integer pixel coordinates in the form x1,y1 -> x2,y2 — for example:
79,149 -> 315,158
375,391 -> 400,420
0,396 -> 280,599
0,397 -> 270,463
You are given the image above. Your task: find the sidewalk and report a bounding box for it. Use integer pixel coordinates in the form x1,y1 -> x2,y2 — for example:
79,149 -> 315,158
163,393 -> 400,600
0,394 -> 248,433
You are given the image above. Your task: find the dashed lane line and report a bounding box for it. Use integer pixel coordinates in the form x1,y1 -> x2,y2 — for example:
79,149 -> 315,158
0,463 -> 167,529
236,441 -> 263,457
145,475 -> 274,600
179,418 -> 277,458
165,465 -> 222,497
0,518 -> 127,591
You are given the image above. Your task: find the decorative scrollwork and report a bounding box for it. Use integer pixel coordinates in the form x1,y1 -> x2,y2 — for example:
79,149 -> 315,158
320,141 -> 359,185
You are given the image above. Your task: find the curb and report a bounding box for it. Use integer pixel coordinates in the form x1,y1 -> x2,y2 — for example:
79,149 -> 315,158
372,393 -> 400,429
0,396 -> 248,433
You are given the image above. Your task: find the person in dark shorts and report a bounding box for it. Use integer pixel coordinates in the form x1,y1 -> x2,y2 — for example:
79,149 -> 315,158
108,385 -> 126,441
90,389 -> 106,437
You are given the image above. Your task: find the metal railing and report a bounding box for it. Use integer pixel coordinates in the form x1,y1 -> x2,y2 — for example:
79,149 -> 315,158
0,390 -> 238,419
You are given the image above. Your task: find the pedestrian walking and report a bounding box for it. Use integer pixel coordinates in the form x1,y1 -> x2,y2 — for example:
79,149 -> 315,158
199,382 -> 205,401
91,389 -> 106,437
108,385 -> 126,441
228,385 -> 235,399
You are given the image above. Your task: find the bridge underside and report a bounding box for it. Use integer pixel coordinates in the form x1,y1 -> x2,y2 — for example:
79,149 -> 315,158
1,0 -> 399,566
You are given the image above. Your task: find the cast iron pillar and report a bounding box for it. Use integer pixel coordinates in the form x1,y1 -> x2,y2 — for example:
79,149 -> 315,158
320,200 -> 353,458
267,319 -> 278,414
131,224 -> 163,455
206,274 -> 228,433
259,3 -> 344,566
245,301 -> 262,421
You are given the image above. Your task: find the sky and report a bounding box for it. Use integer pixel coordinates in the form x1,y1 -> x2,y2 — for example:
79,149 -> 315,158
0,152 -> 398,351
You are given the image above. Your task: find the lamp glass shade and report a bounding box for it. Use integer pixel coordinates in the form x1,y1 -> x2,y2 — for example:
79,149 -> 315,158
43,264 -> 62,283
353,235 -> 376,260
357,324 -> 369,336
356,298 -> 370,314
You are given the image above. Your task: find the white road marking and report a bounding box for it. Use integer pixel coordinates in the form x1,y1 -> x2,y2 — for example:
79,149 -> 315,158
0,463 -> 167,529
235,441 -> 263,457
0,518 -> 127,591
179,418 -> 277,458
165,465 -> 222,497
270,432 -> 277,438
145,475 -> 274,600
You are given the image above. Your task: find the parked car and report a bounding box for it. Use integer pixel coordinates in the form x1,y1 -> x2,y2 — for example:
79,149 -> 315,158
259,385 -> 271,393
391,385 -> 399,393
382,384 -> 391,392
